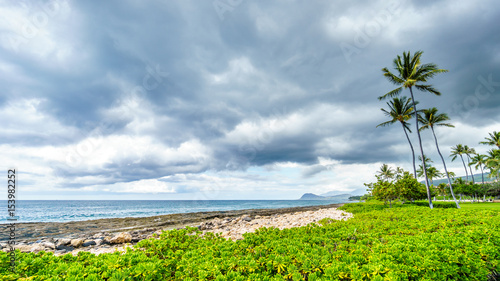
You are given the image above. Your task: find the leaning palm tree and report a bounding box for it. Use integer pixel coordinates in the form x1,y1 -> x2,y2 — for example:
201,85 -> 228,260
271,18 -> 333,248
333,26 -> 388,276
463,145 -> 476,183
377,97 -> 418,179
377,164 -> 395,182
418,108 -> 460,208
469,154 -> 487,186
479,131 -> 500,148
379,51 -> 448,209
450,144 -> 469,182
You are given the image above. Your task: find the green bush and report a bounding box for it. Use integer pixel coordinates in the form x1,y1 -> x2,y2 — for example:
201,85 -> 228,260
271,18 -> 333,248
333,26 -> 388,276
2,204 -> 499,280
338,201 -> 457,214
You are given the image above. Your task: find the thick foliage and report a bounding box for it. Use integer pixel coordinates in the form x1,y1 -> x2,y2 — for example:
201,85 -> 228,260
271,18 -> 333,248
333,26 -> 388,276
1,204 -> 499,280
366,172 -> 428,205
339,201 -> 457,214
451,178 -> 500,198
486,181 -> 500,197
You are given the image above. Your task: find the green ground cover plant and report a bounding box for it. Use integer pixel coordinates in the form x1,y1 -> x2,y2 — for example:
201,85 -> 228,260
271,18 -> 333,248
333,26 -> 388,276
1,203 -> 499,280
457,202 -> 500,210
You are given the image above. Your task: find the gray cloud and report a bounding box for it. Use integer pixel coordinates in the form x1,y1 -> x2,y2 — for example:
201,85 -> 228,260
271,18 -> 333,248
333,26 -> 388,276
1,0 -> 499,198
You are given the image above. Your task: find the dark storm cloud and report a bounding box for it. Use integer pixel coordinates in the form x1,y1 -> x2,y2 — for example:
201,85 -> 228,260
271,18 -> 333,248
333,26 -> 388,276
1,0 -> 499,193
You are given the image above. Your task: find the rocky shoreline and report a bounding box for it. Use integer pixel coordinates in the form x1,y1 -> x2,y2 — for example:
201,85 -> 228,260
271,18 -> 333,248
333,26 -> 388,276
1,203 -> 350,256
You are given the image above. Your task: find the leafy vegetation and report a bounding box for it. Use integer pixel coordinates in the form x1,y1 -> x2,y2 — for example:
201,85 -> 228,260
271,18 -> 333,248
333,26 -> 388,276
458,202 -> 500,210
2,202 -> 498,280
365,166 -> 428,207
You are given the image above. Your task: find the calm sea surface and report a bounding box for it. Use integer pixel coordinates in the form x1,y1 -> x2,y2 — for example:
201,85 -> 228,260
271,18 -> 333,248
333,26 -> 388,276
1,200 -> 348,224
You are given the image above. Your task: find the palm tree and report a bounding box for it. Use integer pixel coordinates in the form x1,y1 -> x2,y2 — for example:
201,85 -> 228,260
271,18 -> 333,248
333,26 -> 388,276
418,107 -> 459,208
450,144 -> 469,182
469,154 -> 487,186
437,183 -> 447,199
418,154 -> 433,166
394,167 -> 405,180
479,131 -> 500,148
379,51 -> 448,209
417,154 -> 433,186
480,132 -> 500,181
426,167 -> 443,186
463,145 -> 476,183
417,165 -> 442,185
376,97 -> 419,179
377,164 -> 395,182
485,149 -> 500,181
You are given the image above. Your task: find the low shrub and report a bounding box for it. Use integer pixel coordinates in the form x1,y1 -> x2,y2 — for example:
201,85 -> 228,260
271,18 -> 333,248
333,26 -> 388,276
1,203 -> 498,280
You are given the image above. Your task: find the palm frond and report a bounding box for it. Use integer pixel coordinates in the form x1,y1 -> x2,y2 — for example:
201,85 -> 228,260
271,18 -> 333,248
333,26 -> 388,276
414,84 -> 442,95
435,123 -> 455,128
378,87 -> 402,100
402,121 -> 412,133
419,70 -> 449,83
479,131 -> 500,148
382,68 -> 405,85
376,120 -> 396,128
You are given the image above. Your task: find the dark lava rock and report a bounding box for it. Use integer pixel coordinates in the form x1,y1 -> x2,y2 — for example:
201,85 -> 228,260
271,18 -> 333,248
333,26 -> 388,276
56,245 -> 74,251
82,240 -> 97,247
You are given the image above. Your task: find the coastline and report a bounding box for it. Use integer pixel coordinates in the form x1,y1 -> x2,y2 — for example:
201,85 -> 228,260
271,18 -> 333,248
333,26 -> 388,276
2,203 -> 345,242
2,203 -> 348,255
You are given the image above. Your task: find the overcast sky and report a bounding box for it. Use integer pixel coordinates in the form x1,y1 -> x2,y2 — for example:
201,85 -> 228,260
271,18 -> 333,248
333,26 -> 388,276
1,0 -> 499,200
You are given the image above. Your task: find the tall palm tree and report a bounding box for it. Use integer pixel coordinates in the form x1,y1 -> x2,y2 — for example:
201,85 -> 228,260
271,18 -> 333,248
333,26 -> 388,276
450,144 -> 469,182
377,164 -> 395,182
379,51 -> 448,209
376,97 -> 418,179
463,145 -> 476,183
469,154 -> 487,186
479,131 -> 500,148
418,108 -> 460,208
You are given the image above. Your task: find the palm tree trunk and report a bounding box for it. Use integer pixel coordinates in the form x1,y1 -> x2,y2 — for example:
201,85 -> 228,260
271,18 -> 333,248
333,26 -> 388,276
431,128 -> 460,208
467,157 -> 475,183
402,124 -> 417,179
481,165 -> 484,185
409,87 -> 433,209
460,155 -> 469,182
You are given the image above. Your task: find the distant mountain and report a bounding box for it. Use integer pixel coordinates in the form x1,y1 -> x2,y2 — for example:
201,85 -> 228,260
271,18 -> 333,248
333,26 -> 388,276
299,193 -> 327,200
299,193 -> 352,200
321,188 -> 366,197
422,173 -> 493,185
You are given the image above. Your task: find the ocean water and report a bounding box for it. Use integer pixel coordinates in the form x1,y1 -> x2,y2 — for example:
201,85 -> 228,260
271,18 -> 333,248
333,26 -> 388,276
0,200 -> 348,224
